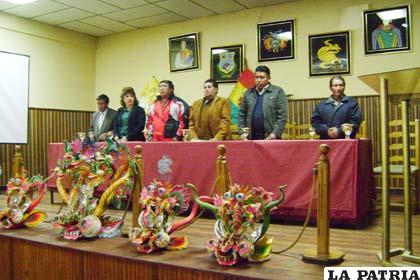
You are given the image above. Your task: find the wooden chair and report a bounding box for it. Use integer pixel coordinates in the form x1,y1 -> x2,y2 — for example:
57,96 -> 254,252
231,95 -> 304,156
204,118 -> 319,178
282,122 -> 296,140
230,124 -> 241,140
355,120 -> 368,139
230,123 -> 297,140
373,119 -> 420,212
295,123 -> 319,140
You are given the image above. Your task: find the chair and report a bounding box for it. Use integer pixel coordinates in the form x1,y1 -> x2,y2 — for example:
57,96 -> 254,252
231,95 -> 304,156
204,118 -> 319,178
373,119 -> 420,212
230,124 -> 241,140
295,123 -> 319,140
355,120 -> 367,139
282,122 -> 296,140
230,123 -> 297,140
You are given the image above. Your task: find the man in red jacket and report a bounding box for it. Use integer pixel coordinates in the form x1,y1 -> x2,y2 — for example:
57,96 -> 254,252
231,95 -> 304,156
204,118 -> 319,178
145,80 -> 186,141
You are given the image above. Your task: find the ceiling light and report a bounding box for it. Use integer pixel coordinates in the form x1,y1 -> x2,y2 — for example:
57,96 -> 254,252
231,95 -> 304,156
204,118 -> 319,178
2,0 -> 39,4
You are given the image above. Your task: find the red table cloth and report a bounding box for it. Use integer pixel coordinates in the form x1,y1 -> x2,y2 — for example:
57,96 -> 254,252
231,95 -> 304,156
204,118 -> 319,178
48,140 -> 374,227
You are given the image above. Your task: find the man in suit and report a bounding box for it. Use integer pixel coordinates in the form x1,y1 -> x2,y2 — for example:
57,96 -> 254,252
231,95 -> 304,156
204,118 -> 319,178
90,94 -> 117,141
188,79 -> 231,141
238,65 -> 288,140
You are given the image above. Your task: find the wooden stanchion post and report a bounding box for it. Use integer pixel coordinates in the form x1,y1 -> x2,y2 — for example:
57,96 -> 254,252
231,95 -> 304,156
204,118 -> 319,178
302,144 -> 344,265
132,145 -> 144,228
401,101 -> 420,263
12,145 -> 24,177
213,145 -> 232,195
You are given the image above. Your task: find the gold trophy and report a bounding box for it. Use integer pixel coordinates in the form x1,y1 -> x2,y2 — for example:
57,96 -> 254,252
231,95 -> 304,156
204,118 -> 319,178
309,127 -> 316,140
182,129 -> 190,142
88,130 -> 95,141
144,129 -> 153,142
341,123 -> 354,139
241,127 -> 250,140
77,132 -> 86,142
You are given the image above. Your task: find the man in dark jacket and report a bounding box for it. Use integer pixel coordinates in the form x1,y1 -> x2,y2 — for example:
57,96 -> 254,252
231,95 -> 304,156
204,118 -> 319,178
238,66 -> 288,140
311,76 -> 362,139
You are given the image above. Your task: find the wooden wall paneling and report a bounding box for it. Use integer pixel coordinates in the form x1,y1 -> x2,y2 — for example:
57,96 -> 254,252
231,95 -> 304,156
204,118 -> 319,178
82,252 -> 153,279
0,237 -> 12,280
11,239 -> 83,280
155,265 -> 240,280
0,108 -> 92,186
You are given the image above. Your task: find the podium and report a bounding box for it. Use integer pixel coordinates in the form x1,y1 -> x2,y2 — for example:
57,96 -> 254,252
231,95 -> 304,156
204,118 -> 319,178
359,67 -> 420,266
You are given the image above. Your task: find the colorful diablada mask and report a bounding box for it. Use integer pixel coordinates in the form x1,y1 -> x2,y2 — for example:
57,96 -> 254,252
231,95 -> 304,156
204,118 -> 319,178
0,171 -> 49,229
52,138 -> 136,240
129,180 -> 198,253
189,183 -> 285,266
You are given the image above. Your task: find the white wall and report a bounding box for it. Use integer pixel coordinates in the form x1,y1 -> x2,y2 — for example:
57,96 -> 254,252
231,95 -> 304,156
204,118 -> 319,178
0,12 -> 97,111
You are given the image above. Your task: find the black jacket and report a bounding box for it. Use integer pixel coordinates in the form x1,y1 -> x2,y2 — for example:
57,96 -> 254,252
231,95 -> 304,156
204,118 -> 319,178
311,95 -> 362,139
114,106 -> 146,141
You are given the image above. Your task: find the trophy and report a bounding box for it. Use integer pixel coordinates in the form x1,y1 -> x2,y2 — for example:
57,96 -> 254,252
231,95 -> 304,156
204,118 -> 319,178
144,129 -> 153,142
88,130 -> 95,142
341,123 -> 354,139
182,129 -> 190,142
309,127 -> 316,140
241,127 -> 250,140
76,132 -> 86,142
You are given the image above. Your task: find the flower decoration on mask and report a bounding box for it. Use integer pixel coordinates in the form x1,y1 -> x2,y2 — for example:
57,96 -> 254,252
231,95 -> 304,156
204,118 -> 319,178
189,183 -> 286,266
0,170 -> 49,229
129,180 -> 199,253
52,138 -> 137,240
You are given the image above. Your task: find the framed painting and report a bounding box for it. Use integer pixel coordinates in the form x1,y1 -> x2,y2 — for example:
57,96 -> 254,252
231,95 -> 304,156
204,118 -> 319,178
257,19 -> 295,62
363,5 -> 411,55
210,45 -> 244,83
308,31 -> 350,77
168,33 -> 199,72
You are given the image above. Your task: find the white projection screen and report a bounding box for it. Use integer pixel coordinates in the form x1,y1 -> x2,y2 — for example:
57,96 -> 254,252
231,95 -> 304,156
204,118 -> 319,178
0,51 -> 30,144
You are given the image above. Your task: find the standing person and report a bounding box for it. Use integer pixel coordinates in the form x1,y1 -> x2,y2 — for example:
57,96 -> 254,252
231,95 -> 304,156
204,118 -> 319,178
90,94 -> 117,141
188,79 -> 231,141
311,76 -> 362,139
238,65 -> 288,140
145,80 -> 185,141
113,87 -> 146,142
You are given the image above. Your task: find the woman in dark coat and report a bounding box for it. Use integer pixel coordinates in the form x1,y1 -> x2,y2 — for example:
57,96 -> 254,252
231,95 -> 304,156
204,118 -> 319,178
113,87 -> 146,142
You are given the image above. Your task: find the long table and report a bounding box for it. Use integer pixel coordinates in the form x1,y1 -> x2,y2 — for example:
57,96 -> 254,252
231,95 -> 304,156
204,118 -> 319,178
48,140 -> 374,227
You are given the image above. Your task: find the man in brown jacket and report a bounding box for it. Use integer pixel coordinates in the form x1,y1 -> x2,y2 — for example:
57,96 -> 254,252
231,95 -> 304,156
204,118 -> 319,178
188,79 -> 231,141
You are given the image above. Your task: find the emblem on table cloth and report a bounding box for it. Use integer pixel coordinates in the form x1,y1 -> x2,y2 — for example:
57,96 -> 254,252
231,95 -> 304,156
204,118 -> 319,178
157,155 -> 173,182
0,170 -> 52,229
52,137 -> 137,240
188,183 -> 286,266
129,180 -> 199,253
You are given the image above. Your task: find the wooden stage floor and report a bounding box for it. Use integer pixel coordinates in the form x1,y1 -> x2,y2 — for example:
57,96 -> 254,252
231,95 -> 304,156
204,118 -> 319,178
1,193 -> 419,279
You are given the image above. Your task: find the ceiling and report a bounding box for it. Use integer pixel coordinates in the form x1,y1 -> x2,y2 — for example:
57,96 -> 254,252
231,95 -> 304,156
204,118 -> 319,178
0,0 -> 297,37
